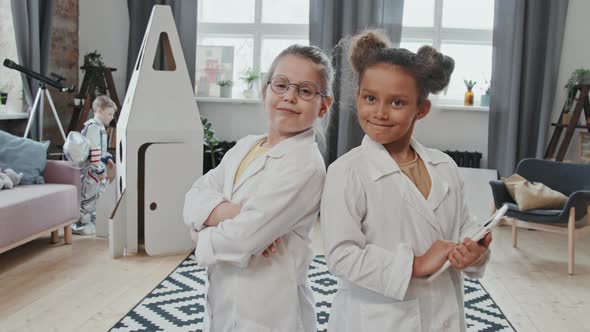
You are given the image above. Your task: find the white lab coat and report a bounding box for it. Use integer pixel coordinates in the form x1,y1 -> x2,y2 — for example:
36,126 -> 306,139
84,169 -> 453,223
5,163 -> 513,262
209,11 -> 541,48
321,135 -> 489,332
183,129 -> 325,332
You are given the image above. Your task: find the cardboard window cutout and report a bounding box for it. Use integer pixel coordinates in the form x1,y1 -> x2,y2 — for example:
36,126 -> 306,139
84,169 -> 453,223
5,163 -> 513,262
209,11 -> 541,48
153,32 -> 176,71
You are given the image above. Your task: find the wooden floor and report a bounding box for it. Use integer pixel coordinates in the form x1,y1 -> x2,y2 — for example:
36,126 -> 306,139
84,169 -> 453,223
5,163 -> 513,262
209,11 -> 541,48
0,234 -> 187,332
1,224 -> 589,332
479,225 -> 590,332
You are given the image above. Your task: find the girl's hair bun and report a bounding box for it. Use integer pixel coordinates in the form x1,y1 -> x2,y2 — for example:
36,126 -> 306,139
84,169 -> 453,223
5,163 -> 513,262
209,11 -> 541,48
417,45 -> 455,94
349,30 -> 392,73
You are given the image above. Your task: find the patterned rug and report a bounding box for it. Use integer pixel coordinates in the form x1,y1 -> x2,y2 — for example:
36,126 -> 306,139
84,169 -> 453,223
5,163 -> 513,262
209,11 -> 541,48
111,255 -> 515,332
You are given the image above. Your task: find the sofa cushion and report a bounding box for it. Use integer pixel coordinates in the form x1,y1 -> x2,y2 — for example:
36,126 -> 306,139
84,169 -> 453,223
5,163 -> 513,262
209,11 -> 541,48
0,130 -> 49,184
0,184 -> 79,248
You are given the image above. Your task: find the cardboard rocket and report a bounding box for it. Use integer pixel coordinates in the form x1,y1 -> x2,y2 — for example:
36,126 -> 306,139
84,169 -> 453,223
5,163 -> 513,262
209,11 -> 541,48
109,5 -> 203,257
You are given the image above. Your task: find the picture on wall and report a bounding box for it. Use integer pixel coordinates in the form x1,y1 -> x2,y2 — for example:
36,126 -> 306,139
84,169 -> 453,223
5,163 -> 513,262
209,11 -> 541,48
195,45 -> 234,97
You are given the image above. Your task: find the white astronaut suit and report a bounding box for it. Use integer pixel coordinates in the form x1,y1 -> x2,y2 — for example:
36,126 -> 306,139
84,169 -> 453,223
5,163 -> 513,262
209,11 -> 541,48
72,117 -> 112,235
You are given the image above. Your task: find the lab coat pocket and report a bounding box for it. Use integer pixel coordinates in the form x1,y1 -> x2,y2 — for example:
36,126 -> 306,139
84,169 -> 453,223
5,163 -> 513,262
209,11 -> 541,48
360,298 -> 421,331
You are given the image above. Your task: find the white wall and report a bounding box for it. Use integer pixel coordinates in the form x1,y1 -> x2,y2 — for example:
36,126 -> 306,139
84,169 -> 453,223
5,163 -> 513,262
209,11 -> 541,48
198,100 -> 266,141
549,0 -> 590,162
79,0 -> 129,101
414,107 -> 489,168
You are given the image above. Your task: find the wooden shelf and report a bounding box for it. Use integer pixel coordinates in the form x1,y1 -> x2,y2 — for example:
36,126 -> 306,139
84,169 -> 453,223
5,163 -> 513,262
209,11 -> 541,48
551,123 -> 590,129
80,66 -> 117,71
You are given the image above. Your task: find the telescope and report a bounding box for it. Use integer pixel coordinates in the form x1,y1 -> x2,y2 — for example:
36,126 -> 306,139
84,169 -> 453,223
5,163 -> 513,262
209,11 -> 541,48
3,58 -> 75,141
3,59 -> 75,93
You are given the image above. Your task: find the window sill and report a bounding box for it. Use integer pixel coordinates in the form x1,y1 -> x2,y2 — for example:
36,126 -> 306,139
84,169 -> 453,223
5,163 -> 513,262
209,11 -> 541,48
196,97 -> 262,104
193,98 -> 490,112
434,104 -> 489,112
0,112 -> 28,120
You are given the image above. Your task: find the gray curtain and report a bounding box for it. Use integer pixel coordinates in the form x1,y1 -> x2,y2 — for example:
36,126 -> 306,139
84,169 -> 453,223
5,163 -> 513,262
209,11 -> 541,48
126,0 -> 196,89
310,0 -> 405,164
488,0 -> 568,176
11,0 -> 54,140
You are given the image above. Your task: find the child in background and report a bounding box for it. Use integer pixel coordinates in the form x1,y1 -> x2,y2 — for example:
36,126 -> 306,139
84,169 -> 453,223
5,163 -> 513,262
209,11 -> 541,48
321,30 -> 492,331
72,96 -> 116,235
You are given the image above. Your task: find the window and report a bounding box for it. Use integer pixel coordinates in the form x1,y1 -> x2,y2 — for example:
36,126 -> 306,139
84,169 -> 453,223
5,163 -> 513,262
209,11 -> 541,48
401,0 -> 494,105
196,0 -> 309,99
0,1 -> 25,115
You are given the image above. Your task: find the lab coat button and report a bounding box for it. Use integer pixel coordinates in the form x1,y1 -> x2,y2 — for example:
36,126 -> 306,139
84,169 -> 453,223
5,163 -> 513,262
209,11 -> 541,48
443,320 -> 450,329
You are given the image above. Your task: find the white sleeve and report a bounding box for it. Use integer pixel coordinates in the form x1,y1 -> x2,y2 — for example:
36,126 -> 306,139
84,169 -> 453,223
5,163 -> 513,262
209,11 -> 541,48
85,125 -> 105,175
195,165 -> 324,268
455,166 -> 490,279
321,166 -> 413,301
183,145 -> 236,231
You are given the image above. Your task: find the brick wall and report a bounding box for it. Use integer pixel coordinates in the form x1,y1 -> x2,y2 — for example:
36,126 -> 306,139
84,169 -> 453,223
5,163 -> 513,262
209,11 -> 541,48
46,0 -> 79,153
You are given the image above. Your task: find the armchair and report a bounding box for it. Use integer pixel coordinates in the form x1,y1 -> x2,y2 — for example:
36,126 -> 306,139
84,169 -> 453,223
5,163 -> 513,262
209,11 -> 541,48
489,158 -> 590,275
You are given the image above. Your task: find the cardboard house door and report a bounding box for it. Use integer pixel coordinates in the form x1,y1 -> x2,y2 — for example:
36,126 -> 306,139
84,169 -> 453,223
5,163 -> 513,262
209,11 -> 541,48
142,142 -> 196,255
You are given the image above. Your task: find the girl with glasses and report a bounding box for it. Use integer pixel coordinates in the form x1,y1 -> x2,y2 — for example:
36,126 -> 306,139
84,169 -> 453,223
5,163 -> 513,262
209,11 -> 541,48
183,45 -> 333,331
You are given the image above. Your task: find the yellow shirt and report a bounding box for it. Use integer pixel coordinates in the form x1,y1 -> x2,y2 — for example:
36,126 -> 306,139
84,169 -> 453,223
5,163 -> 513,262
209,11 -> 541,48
399,153 -> 432,199
234,139 -> 270,185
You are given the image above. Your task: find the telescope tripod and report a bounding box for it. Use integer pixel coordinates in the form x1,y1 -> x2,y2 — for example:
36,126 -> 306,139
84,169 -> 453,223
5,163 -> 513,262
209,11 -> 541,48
23,83 -> 67,142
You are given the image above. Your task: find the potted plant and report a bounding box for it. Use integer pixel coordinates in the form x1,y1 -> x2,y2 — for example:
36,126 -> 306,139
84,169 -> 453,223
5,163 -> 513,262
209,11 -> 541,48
201,116 -> 236,173
562,68 -> 590,125
202,117 -> 223,172
464,79 -> 476,106
240,67 -> 261,98
217,80 -> 233,98
0,81 -> 11,106
480,79 -> 491,107
82,50 -> 107,96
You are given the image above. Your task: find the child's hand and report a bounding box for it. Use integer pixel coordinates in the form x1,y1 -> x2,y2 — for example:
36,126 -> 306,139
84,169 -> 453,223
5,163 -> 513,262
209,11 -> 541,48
107,159 -> 115,169
262,238 -> 281,257
413,240 -> 457,278
448,232 -> 492,270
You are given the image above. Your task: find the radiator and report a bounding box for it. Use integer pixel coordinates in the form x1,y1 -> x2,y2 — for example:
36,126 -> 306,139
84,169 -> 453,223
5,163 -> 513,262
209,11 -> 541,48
443,150 -> 482,168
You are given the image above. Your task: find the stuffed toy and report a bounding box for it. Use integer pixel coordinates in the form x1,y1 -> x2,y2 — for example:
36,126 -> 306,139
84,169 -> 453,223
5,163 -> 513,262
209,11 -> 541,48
0,170 -> 13,190
4,168 -> 23,187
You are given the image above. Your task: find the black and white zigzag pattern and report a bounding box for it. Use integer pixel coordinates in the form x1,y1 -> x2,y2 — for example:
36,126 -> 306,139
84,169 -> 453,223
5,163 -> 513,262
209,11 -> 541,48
111,255 -> 515,332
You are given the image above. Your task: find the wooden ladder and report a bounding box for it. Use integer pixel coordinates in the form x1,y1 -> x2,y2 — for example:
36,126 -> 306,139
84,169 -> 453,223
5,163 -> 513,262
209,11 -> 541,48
544,84 -> 590,161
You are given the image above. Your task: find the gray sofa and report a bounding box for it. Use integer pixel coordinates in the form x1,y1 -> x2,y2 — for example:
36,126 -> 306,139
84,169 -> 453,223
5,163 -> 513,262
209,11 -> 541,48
0,160 -> 80,254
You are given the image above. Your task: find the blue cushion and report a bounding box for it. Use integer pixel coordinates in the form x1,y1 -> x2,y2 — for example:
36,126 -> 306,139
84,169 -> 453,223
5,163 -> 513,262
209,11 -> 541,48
505,202 -> 566,223
0,130 -> 49,184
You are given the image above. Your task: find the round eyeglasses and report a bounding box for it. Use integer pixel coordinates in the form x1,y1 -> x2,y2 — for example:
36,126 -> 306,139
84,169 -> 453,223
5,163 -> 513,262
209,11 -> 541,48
267,75 -> 327,101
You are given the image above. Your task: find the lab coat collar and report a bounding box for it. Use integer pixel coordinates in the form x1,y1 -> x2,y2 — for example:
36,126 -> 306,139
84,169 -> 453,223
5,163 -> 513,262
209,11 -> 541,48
266,128 -> 316,158
230,128 -> 316,194
410,137 -> 449,165
362,135 -> 448,182
361,136 -> 400,182
361,135 -> 450,234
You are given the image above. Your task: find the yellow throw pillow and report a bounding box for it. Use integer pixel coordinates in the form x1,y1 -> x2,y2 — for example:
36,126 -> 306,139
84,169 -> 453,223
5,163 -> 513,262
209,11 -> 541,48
501,174 -> 568,211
